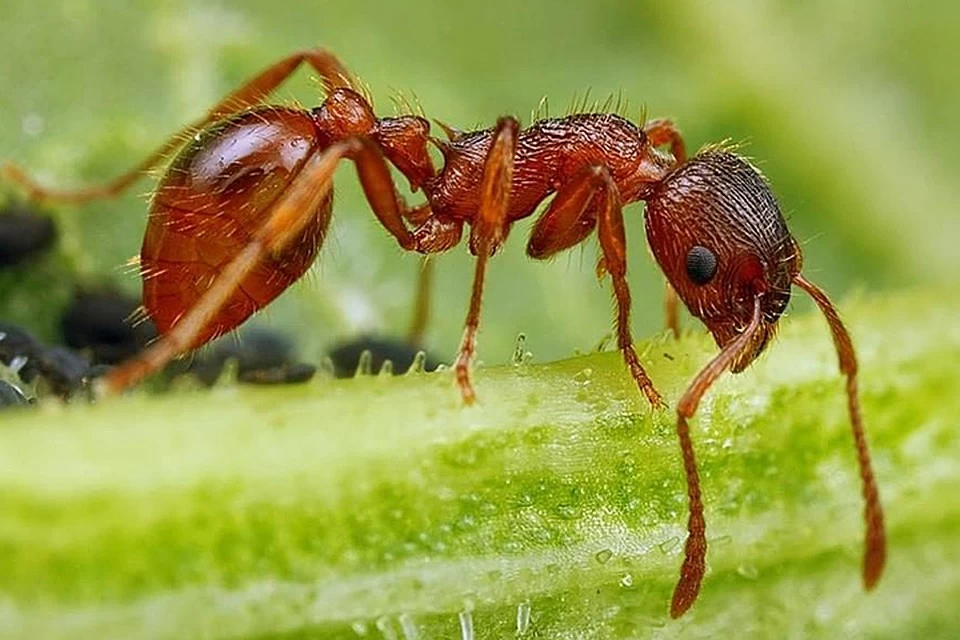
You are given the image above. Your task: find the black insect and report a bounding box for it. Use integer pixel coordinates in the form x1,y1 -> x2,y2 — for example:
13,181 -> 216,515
186,328 -> 317,387
327,335 -> 441,378
0,379 -> 29,409
0,202 -> 56,268
60,290 -> 315,387
0,321 -> 42,383
0,321 -> 97,399
61,288 -> 156,365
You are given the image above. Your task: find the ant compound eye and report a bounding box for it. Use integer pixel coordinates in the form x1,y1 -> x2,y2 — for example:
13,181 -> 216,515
686,245 -> 717,285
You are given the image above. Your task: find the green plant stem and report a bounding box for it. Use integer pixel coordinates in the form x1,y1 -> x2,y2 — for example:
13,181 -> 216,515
0,288 -> 958,639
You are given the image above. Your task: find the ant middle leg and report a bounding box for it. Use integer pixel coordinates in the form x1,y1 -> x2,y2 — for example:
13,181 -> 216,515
404,213 -> 464,346
526,164 -> 665,409
98,134 -> 415,394
3,49 -> 354,204
453,116 -> 519,404
406,257 -> 434,346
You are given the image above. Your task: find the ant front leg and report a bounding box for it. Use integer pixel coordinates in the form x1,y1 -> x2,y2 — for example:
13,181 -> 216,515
527,164 -> 665,409
404,214 -> 465,345
3,49 -> 353,204
97,135 -> 413,394
454,117 -> 519,404
643,118 -> 687,165
670,297 -> 762,617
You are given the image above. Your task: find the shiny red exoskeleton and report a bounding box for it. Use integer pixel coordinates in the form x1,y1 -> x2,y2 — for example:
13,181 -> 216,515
3,49 -> 885,617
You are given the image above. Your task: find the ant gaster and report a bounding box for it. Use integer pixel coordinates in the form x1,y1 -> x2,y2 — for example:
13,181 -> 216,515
3,49 -> 885,617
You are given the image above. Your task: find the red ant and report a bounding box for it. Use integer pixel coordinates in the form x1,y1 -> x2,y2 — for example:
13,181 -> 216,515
2,49 -> 885,617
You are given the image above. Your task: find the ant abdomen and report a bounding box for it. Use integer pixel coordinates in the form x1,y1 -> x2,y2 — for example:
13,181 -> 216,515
141,108 -> 332,346
645,150 -> 800,366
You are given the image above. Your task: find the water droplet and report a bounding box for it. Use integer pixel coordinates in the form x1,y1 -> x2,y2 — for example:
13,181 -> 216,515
516,600 -> 532,635
595,548 -> 614,564
398,613 -> 419,640
710,534 -> 733,547
573,368 -> 593,384
351,620 -> 369,636
657,536 -> 681,554
376,616 -> 398,640
722,437 -> 734,449
532,527 -> 553,543
21,113 -> 44,137
450,446 -> 479,468
736,563 -> 760,580
458,609 -> 475,640
378,359 -> 394,376
524,425 -> 549,446
556,504 -> 580,519
503,540 -> 523,553
619,573 -> 634,588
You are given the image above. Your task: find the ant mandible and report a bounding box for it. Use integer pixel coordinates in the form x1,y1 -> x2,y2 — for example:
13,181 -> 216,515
2,48 -> 885,617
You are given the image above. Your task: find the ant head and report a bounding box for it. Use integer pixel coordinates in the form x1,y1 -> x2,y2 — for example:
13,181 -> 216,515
644,150 -> 802,371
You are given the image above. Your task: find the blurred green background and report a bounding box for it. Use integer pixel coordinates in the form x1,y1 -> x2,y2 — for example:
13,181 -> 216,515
1,0 -> 958,364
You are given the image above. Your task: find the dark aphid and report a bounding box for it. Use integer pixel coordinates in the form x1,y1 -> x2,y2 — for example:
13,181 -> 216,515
0,321 -> 42,383
4,48 -> 884,618
237,362 -> 317,385
61,288 -> 157,364
327,335 -> 441,378
188,328 -> 315,386
1,321 -> 97,398
0,379 -> 29,409
0,202 -> 56,268
34,345 -> 95,398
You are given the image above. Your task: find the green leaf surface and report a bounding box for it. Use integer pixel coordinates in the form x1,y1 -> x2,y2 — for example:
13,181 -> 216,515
1,288 -> 957,639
